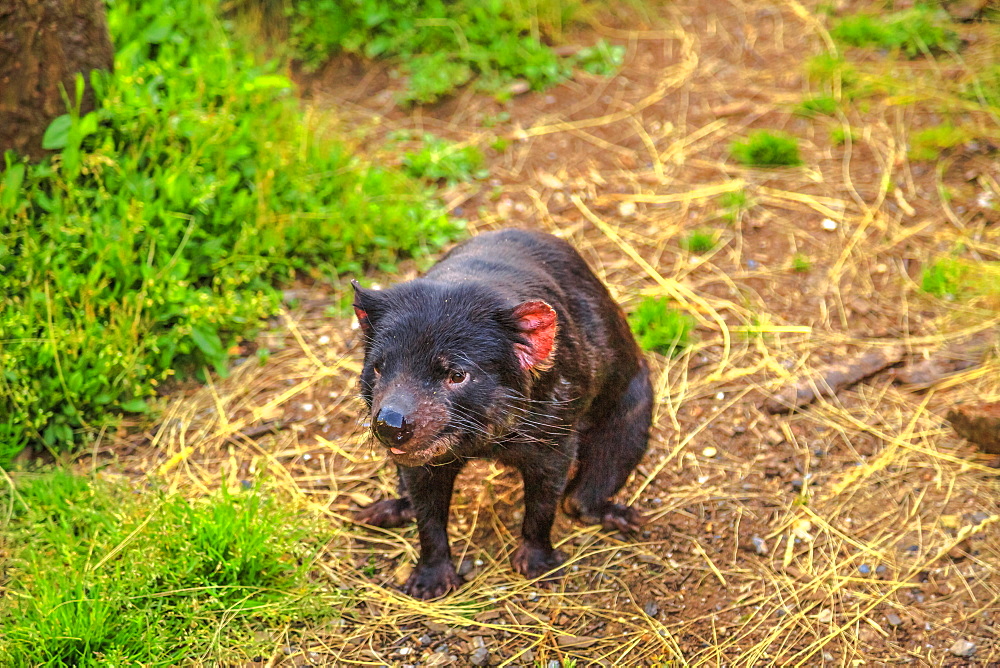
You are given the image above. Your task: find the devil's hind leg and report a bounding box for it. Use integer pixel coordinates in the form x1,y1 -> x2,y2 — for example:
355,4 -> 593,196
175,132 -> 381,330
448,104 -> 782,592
563,361 -> 653,532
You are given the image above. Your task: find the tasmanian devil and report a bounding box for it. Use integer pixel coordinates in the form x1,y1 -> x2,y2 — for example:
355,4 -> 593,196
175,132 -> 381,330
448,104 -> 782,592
352,229 -> 653,599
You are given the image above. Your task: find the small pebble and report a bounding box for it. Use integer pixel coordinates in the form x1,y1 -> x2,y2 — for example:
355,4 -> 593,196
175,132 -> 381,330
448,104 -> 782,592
398,647 -> 414,656
715,392 -> 725,401
702,446 -> 718,457
821,218 -> 838,231
790,478 -> 804,492
317,335 -> 330,345
751,536 -> 767,556
949,639 -> 977,657
817,608 -> 833,623
822,652 -> 835,661
886,613 -> 903,627
419,634 -> 433,646
301,403 -> 314,412
470,647 -> 490,666
547,661 -> 562,668
858,564 -> 872,575
643,601 -> 659,616
875,565 -> 887,575
746,259 -> 760,270
697,475 -> 710,484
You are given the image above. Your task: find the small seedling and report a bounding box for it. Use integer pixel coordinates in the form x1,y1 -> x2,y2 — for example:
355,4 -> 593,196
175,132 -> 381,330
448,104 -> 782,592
572,40 -> 626,76
628,297 -> 695,357
831,6 -> 958,58
792,253 -> 812,272
401,133 -> 487,184
830,127 -> 859,146
908,124 -> 972,161
921,257 -> 1000,299
682,229 -> 718,253
719,188 -> 751,223
795,95 -> 837,117
730,131 -> 803,167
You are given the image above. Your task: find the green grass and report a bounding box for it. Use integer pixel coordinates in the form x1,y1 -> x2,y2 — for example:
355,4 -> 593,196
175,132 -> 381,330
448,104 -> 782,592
730,131 -> 803,167
920,257 -> 1000,299
718,188 -> 751,223
394,132 -> 488,184
791,253 -> 813,272
682,229 -> 719,253
908,124 -> 974,161
831,5 -> 958,58
795,95 -> 838,117
284,0 -> 624,104
0,0 -> 463,463
0,470 -> 332,666
628,297 -> 695,357
830,126 -> 859,146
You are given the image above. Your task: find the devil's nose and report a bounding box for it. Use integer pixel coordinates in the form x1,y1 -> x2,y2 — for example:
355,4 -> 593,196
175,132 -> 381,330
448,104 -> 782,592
374,407 -> 414,446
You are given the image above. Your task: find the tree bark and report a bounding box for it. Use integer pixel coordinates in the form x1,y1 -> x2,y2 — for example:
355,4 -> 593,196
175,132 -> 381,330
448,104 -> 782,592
0,0 -> 114,160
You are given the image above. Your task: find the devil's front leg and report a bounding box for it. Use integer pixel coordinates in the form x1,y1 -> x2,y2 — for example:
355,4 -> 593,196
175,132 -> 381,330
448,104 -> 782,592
397,460 -> 465,599
503,436 -> 576,580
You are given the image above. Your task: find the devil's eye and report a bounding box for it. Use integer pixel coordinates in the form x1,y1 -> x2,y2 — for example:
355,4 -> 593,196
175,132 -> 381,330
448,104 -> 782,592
446,369 -> 468,386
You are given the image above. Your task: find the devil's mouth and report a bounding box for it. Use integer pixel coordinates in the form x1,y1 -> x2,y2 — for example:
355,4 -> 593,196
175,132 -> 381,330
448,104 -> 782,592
386,433 -> 458,465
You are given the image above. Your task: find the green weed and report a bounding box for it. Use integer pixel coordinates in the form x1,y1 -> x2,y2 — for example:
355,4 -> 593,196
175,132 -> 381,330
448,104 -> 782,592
830,126 -> 859,146
682,229 -> 719,253
921,257 -> 1000,300
396,132 -> 487,184
0,0 -> 462,461
792,253 -> 813,272
629,297 -> 695,357
286,1 -> 621,104
0,471 -> 330,665
573,40 -> 626,76
796,95 -> 838,117
719,188 -> 752,223
908,124 -> 973,161
730,131 -> 803,167
831,5 -> 958,58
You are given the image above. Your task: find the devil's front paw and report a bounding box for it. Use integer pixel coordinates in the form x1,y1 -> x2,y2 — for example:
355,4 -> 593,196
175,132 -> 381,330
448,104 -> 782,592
354,498 -> 415,528
510,543 -> 566,581
401,561 -> 462,600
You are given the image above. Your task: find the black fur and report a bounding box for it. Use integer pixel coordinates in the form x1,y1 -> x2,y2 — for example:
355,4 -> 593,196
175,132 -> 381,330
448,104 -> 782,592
353,229 -> 653,599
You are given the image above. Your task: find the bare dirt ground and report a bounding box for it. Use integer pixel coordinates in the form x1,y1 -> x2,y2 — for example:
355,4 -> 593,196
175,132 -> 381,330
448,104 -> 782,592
111,0 -> 1000,665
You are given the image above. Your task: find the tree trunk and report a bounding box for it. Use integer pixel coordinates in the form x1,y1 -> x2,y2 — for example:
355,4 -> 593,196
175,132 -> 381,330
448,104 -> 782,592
0,0 -> 114,160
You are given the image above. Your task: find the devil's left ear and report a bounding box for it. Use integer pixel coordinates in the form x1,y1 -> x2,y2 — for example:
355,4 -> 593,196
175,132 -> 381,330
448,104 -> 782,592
511,300 -> 557,372
352,280 -> 385,335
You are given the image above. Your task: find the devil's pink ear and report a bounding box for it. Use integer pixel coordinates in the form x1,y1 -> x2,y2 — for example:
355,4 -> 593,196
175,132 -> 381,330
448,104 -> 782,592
512,301 -> 557,371
352,279 -> 381,334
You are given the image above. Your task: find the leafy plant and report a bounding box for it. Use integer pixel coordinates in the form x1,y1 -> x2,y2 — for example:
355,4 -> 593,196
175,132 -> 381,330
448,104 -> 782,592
682,229 -> 719,253
920,257 -> 1000,299
0,471 -> 330,665
796,95 -> 837,117
831,5 -> 958,58
719,188 -> 752,223
792,253 -> 812,272
629,297 -> 695,357
730,131 -> 803,167
397,132 -> 488,184
285,0 -> 619,103
830,126 -> 859,146
0,0 -> 462,461
908,124 -> 973,161
573,39 -> 626,75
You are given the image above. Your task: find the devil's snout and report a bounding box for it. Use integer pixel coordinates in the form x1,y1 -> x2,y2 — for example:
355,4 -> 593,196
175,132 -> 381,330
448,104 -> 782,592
374,405 -> 415,447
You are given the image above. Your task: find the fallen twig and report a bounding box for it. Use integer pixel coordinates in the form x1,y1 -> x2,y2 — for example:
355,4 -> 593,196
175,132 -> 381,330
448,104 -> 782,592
764,345 -> 906,414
